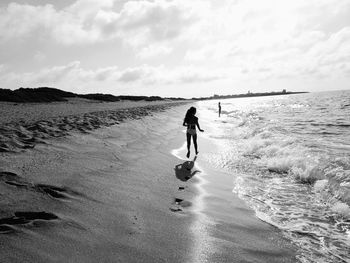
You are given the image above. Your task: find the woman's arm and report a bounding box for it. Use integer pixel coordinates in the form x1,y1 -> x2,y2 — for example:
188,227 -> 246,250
196,119 -> 204,132
183,121 -> 187,127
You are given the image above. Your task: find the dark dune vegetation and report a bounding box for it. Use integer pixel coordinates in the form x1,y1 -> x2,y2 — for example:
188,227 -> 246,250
0,87 -> 185,103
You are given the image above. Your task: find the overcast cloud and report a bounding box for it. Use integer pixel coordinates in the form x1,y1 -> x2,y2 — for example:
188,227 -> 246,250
0,0 -> 349,97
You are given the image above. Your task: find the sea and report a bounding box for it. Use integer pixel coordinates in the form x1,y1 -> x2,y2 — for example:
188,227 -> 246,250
197,90 -> 350,263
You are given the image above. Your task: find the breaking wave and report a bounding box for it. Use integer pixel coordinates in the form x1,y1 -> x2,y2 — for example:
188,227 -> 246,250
199,90 -> 350,263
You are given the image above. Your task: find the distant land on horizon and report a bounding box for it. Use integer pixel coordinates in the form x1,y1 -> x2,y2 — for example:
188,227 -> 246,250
0,87 -> 308,103
198,89 -> 309,101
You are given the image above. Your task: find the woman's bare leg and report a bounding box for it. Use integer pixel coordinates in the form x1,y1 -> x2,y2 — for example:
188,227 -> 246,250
193,134 -> 198,155
186,133 -> 191,158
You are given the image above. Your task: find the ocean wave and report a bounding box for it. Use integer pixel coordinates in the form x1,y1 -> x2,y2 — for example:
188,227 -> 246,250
201,91 -> 350,263
241,130 -> 350,207
229,123 -> 350,261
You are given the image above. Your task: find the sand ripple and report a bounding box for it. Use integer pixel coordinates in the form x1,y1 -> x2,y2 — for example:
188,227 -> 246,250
0,102 -> 184,153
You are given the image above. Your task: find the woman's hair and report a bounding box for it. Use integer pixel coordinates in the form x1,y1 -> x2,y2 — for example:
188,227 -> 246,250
184,107 -> 196,124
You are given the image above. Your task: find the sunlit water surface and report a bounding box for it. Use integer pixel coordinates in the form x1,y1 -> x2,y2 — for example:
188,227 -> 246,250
198,90 -> 350,263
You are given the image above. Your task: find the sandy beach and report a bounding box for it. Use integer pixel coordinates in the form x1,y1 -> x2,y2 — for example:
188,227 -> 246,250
0,99 -> 185,153
0,100 -> 296,262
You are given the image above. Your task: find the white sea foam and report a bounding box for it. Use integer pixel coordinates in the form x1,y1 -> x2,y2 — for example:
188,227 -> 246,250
198,91 -> 350,263
331,202 -> 350,217
314,179 -> 328,192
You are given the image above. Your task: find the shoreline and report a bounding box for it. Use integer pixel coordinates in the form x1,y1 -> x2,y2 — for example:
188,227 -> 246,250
172,124 -> 297,262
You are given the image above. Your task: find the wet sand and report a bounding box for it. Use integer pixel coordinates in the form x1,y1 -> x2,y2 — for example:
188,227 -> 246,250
0,100 -> 296,262
173,136 -> 297,262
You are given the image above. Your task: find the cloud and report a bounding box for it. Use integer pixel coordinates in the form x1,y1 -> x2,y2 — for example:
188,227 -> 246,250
170,66 -> 224,83
115,65 -> 225,84
137,45 -> 172,58
0,0 -> 200,47
0,3 -> 55,40
33,51 -> 46,62
182,0 -> 350,80
1,0 -> 350,95
117,0 -> 198,41
118,66 -> 153,82
35,61 -> 81,83
92,66 -> 119,81
0,61 -> 225,90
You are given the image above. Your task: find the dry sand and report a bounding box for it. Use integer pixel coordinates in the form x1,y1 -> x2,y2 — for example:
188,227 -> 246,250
0,100 -> 296,262
0,99 -> 186,153
0,98 -> 182,125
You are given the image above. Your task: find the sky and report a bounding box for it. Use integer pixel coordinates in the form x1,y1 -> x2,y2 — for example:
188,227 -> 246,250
0,0 -> 349,98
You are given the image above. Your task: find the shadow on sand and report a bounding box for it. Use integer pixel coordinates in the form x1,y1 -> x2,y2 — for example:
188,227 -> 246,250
174,156 -> 200,182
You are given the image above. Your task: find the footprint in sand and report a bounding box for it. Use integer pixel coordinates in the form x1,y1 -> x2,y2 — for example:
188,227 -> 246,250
170,198 -> 192,213
174,198 -> 192,208
0,211 -> 58,234
1,171 -> 81,199
0,171 -> 30,188
34,184 -> 69,199
169,207 -> 182,212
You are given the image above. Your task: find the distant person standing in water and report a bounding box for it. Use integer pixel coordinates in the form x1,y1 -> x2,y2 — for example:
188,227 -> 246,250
218,102 -> 221,117
183,107 -> 204,158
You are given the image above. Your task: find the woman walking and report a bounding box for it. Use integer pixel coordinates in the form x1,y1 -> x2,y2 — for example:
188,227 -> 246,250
183,107 -> 204,158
